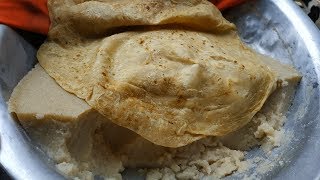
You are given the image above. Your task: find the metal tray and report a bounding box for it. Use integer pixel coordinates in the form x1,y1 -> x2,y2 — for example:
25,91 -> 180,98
0,0 -> 320,179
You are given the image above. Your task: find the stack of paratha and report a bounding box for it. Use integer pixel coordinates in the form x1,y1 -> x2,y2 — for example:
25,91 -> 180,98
37,0 -> 301,147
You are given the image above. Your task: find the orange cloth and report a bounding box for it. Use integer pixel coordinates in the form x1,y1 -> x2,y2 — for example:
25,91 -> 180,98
212,0 -> 248,11
0,0 -> 49,35
0,0 -> 246,35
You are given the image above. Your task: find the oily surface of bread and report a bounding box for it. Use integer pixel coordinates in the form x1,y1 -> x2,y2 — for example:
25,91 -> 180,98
37,0 -> 300,147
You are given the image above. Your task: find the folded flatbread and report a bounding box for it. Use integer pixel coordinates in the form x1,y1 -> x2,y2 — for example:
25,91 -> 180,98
38,0 -> 301,147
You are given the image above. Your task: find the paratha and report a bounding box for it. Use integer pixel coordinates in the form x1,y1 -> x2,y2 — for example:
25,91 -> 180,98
38,0 -> 300,147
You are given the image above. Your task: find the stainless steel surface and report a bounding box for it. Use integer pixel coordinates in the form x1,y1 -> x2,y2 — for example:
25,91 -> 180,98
223,0 -> 320,179
0,0 -> 320,179
0,26 -> 64,180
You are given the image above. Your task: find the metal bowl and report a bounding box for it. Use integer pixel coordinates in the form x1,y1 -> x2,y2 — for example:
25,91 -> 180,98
1,0 -> 320,179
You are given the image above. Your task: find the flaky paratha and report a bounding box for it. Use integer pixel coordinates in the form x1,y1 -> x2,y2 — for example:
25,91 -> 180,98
47,0 -> 234,38
38,0 -> 299,147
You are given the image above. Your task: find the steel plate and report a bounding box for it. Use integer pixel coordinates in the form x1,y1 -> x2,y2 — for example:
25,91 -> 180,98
0,0 -> 320,179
